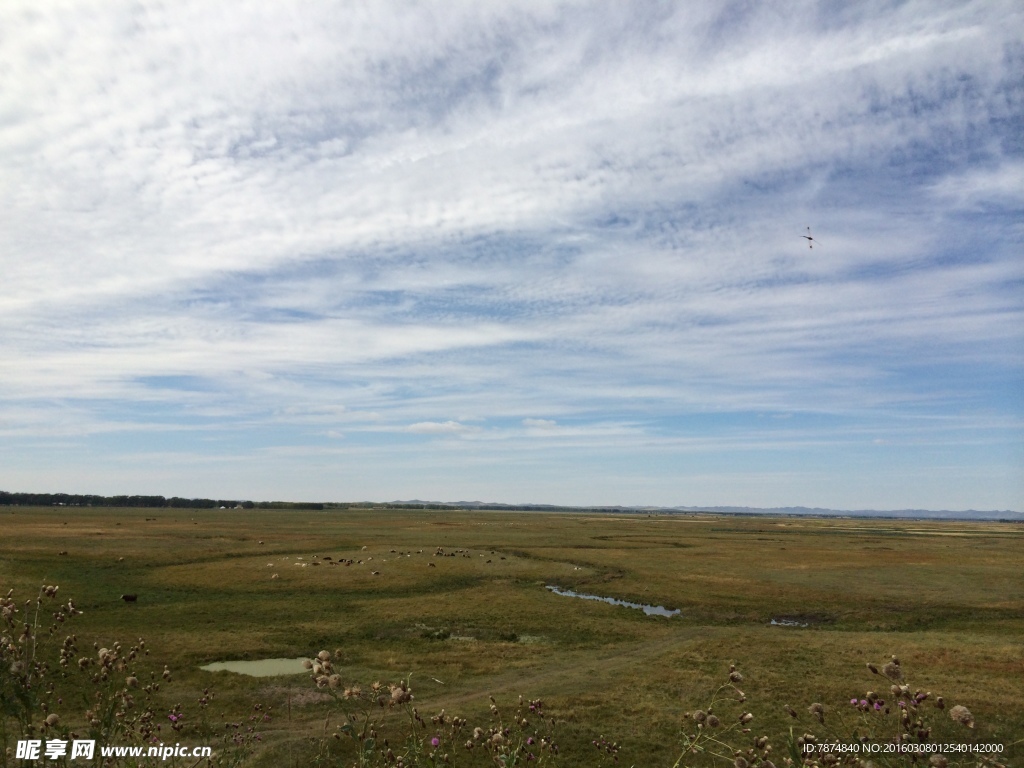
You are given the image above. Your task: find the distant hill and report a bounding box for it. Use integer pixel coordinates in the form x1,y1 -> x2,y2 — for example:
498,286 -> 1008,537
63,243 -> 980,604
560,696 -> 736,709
3,490 -> 1018,521
667,505 -> 1023,521
376,500 -> 1021,521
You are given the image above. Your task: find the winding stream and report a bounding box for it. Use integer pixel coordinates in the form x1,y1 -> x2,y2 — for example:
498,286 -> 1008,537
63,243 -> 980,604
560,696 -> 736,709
546,586 -> 680,617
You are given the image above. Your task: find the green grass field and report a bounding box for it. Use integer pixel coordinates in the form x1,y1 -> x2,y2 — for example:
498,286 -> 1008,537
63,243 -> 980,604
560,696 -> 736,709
2,506 -> 1021,766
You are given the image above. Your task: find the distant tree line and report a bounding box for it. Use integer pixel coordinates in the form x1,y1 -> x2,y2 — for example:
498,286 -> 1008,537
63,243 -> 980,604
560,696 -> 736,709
0,491 -> 323,510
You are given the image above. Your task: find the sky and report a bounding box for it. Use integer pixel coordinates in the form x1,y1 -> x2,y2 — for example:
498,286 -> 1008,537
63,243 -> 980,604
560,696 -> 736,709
1,1 -> 1022,510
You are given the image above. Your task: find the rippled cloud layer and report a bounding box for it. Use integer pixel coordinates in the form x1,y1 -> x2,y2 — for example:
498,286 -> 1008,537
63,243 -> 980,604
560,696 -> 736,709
2,1 -> 1021,508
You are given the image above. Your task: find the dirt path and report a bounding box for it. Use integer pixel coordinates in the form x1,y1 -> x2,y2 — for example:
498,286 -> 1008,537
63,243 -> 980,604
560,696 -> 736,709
425,625 -> 703,711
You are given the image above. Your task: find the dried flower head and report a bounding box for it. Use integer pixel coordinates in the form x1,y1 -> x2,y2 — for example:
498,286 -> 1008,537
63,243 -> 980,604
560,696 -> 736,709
729,670 -> 743,683
928,756 -> 948,768
808,703 -> 825,723
948,705 -> 974,728
705,714 -> 720,728
390,684 -> 412,705
882,661 -> 903,680
692,709 -> 707,723
45,714 -> 60,727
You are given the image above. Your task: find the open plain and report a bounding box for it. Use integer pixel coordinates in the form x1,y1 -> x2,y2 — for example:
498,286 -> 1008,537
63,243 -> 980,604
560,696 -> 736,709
2,506 -> 1021,766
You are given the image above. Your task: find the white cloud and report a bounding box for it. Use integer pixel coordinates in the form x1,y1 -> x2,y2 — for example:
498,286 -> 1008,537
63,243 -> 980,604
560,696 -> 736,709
406,421 -> 478,435
929,160 -> 1024,208
523,418 -> 558,429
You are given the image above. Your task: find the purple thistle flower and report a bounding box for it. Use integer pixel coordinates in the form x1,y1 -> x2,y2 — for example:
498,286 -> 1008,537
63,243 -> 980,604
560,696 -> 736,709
850,698 -> 858,705
431,737 -> 440,747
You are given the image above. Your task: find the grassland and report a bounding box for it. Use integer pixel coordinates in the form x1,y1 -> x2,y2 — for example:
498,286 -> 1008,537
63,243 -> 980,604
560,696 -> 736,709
2,506 -> 1022,765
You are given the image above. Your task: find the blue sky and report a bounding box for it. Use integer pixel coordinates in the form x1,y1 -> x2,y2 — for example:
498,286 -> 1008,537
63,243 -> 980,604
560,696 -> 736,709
1,1 -> 1021,510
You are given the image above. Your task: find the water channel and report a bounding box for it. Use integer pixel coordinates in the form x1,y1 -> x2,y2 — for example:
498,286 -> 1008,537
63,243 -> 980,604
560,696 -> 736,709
546,585 -> 680,617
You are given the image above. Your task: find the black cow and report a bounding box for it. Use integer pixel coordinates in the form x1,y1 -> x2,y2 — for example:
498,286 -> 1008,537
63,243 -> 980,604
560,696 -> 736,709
120,594 -> 138,603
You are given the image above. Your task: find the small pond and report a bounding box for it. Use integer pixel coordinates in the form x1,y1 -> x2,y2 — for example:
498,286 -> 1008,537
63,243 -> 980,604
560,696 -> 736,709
546,586 -> 680,617
200,658 -> 310,677
770,618 -> 809,627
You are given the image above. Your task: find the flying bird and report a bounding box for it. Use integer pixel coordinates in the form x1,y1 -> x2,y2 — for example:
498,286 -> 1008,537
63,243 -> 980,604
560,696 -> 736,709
800,226 -> 817,249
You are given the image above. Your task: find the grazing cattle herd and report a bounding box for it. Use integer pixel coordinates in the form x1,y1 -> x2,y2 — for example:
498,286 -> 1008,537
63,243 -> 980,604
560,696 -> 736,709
108,543 -> 511,602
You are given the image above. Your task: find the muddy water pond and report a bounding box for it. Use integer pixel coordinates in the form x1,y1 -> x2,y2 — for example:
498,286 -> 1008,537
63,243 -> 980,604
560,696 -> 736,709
200,658 -> 309,677
546,586 -> 680,617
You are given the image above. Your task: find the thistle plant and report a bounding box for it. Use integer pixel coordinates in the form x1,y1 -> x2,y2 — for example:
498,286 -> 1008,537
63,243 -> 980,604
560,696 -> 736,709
674,665 -> 769,768
305,650 -> 560,768
471,695 -> 559,767
670,658 -> 1012,768
1,585 -> 82,759
782,655 -> 1012,768
212,703 -> 272,768
1,586 -> 264,768
303,650 -> 413,767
